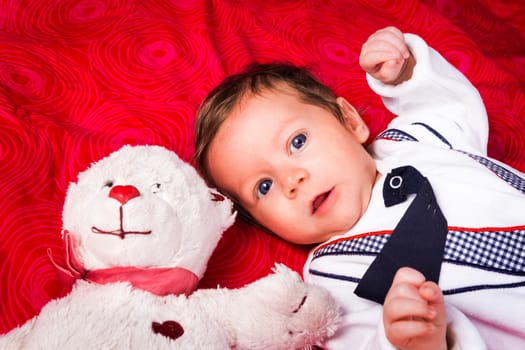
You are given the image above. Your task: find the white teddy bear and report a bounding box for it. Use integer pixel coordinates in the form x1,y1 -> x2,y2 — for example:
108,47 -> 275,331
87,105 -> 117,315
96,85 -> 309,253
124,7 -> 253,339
0,145 -> 339,349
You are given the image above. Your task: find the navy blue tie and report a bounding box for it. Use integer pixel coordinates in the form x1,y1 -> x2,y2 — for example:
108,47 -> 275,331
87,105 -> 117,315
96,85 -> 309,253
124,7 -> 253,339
354,166 -> 447,304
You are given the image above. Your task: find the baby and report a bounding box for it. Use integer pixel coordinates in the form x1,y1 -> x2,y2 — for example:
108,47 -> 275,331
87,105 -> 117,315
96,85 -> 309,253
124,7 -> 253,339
195,27 -> 525,349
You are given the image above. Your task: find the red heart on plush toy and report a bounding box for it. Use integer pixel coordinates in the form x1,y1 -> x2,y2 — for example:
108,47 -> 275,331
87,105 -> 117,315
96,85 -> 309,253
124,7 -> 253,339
151,320 -> 184,340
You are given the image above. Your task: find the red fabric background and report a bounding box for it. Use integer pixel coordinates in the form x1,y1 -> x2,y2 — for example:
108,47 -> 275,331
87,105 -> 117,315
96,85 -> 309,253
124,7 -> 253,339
1,0 -> 524,333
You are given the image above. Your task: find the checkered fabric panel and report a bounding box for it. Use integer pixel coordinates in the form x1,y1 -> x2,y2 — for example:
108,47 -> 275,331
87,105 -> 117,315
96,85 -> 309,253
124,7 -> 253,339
446,229 -> 525,273
375,129 -> 418,142
313,234 -> 389,258
458,151 -> 525,194
313,229 -> 525,273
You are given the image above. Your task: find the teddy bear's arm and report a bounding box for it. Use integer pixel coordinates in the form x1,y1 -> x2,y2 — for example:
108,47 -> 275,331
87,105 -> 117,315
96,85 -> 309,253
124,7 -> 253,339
188,264 -> 339,350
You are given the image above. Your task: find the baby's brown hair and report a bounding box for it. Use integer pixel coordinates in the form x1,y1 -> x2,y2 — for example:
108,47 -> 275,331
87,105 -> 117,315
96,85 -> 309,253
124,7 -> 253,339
194,62 -> 344,226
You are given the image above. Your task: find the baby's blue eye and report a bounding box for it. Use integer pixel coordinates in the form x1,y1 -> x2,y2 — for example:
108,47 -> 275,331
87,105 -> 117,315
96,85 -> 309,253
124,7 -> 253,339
257,179 -> 273,198
290,133 -> 307,153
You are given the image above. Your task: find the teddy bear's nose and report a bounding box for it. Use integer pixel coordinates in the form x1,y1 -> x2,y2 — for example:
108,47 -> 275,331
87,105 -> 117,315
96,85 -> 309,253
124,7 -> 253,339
109,185 -> 140,204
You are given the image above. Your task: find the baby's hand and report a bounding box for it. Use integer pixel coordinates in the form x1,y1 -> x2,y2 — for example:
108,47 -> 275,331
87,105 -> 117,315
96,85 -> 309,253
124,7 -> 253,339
359,26 -> 413,84
383,267 -> 447,350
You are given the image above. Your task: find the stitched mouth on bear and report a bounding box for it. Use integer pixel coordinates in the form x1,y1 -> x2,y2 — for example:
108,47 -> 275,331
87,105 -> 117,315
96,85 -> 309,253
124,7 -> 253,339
91,206 -> 151,239
91,226 -> 151,240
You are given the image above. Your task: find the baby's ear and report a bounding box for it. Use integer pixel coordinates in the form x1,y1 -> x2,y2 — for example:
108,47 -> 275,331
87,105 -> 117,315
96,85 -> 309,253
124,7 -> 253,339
336,97 -> 369,144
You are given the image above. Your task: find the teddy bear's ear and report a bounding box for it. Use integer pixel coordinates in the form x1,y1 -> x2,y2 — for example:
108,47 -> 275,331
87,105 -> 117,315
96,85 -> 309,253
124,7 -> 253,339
210,191 -> 225,202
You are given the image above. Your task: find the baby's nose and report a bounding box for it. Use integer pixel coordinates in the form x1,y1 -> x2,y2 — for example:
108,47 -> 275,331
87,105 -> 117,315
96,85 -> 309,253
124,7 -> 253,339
283,168 -> 308,198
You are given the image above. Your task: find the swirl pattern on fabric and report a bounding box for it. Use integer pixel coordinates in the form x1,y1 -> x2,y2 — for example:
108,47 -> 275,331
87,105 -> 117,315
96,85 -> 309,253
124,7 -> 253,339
0,0 -> 524,333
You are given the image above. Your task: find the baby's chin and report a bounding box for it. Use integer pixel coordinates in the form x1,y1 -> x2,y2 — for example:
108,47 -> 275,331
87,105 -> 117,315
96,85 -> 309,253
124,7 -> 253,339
293,226 -> 350,245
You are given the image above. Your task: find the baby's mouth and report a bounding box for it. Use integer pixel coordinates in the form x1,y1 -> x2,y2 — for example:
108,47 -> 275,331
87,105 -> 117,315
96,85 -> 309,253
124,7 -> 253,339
312,189 -> 332,214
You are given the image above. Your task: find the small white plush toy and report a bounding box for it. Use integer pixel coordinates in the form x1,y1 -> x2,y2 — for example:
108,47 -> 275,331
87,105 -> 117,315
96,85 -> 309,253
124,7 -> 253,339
0,145 -> 339,350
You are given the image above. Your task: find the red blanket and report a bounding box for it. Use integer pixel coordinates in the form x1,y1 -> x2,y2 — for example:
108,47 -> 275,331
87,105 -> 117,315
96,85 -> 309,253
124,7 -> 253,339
1,0 -> 524,333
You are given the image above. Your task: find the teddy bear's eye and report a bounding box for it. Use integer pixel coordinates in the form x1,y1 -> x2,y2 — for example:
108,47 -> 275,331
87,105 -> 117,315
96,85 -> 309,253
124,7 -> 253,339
103,181 -> 114,189
151,183 -> 161,193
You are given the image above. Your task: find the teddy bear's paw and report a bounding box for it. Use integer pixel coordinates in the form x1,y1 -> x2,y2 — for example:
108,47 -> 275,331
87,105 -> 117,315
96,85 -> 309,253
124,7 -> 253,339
229,263 -> 340,349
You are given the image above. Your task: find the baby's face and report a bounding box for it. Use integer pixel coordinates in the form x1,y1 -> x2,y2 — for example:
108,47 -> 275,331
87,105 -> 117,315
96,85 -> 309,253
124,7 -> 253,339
206,87 -> 377,244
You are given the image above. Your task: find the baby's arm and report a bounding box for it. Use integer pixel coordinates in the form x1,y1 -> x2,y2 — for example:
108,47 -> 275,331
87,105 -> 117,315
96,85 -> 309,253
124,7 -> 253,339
383,267 -> 447,350
359,26 -> 488,153
359,26 -> 415,85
